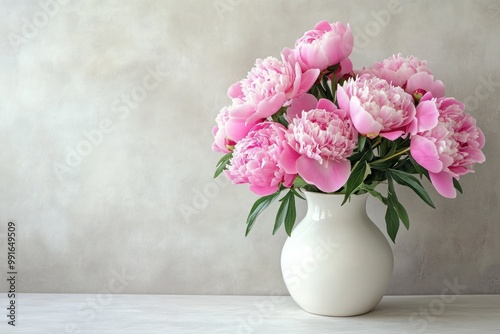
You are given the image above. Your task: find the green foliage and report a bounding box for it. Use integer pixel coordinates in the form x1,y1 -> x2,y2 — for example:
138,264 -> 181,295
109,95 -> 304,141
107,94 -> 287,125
388,169 -> 435,208
274,191 -> 297,236
213,152 -> 233,178
245,191 -> 281,236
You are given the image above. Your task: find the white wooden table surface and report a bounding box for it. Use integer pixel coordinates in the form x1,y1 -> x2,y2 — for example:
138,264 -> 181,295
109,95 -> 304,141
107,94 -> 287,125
0,294 -> 498,333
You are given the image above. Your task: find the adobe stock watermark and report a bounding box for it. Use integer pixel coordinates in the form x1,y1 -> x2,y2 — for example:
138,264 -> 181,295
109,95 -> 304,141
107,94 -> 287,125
213,0 -> 248,20
49,267 -> 135,334
220,292 -> 287,334
8,0 -> 70,53
351,0 -> 403,55
282,235 -> 339,292
178,176 -> 231,224
463,73 -> 500,112
53,61 -> 168,182
402,278 -> 467,334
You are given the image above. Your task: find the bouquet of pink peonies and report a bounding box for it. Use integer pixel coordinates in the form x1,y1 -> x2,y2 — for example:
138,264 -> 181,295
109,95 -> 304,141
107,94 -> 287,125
212,20 -> 485,242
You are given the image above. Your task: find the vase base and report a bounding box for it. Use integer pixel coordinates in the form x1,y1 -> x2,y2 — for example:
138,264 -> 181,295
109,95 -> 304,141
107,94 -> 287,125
300,305 -> 377,317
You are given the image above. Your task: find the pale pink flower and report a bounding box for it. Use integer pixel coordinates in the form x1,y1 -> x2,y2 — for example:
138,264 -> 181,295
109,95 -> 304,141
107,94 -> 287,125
212,106 -> 232,153
410,97 -> 485,198
292,20 -> 354,71
211,104 -> 260,153
225,122 -> 295,196
337,75 -> 417,140
361,54 -> 445,98
280,98 -> 357,192
228,54 -> 320,124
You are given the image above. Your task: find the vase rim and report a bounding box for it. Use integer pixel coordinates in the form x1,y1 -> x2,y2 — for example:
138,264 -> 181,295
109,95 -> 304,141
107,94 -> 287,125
302,190 -> 368,197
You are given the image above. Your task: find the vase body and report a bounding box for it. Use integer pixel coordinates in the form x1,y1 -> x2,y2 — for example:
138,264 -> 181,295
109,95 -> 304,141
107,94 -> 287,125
281,192 -> 393,316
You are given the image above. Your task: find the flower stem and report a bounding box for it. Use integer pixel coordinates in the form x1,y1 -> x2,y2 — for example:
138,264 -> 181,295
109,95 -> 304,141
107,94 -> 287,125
372,147 -> 410,164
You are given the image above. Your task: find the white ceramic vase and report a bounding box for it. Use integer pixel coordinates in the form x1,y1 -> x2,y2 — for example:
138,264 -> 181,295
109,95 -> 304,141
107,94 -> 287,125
281,191 -> 394,316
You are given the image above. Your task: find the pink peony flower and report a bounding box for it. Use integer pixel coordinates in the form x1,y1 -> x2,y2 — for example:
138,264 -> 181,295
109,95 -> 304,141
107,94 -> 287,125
337,75 -> 417,140
361,54 -> 445,98
211,104 -> 260,153
410,97 -> 485,198
212,106 -> 232,153
280,98 -> 357,192
292,20 -> 354,72
225,122 -> 295,196
228,54 -> 320,124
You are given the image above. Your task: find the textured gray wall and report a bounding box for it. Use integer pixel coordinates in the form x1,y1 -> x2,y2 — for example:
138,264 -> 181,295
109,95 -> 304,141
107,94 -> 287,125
0,0 -> 498,295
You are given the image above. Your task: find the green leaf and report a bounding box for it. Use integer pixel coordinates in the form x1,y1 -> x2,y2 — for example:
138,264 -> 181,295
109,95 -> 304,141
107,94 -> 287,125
358,134 -> 367,152
388,169 -> 435,209
331,73 -> 337,101
394,200 -> 409,230
342,159 -> 369,205
304,184 -> 320,192
291,188 -> 305,200
385,204 -> 399,243
273,191 -> 297,236
284,194 -> 297,236
387,177 -> 410,230
367,189 -> 387,205
246,191 -> 281,236
453,178 -> 463,194
214,152 -> 233,178
292,176 -> 308,188
379,137 -> 389,157
384,142 -> 397,160
277,115 -> 289,128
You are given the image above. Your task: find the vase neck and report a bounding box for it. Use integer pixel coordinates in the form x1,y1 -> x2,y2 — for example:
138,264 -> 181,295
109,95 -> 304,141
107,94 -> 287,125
304,192 -> 368,222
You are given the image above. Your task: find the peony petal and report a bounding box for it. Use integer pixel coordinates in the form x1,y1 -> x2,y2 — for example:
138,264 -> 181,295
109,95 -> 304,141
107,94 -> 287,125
287,94 -> 318,119
323,36 -> 345,65
314,20 -> 332,31
415,100 -> 439,132
247,93 -> 287,123
296,68 -> 321,96
227,82 -> 243,99
349,96 -> 383,136
338,58 -> 353,77
467,149 -> 486,164
296,157 -> 350,192
336,84 -> 350,111
283,173 -> 296,188
406,72 -> 445,98
317,98 -> 337,113
477,127 -> 486,149
279,144 -> 301,174
380,131 -> 405,140
429,172 -> 456,198
300,44 -> 329,70
410,135 -> 443,173
225,117 -> 256,141
329,159 -> 352,191
429,80 -> 445,98
249,184 -> 279,196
